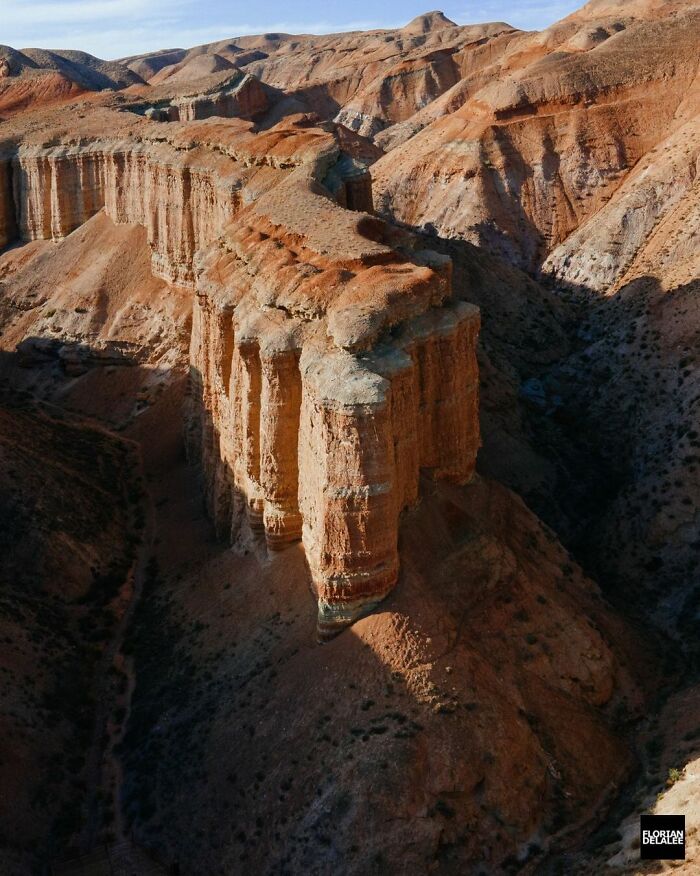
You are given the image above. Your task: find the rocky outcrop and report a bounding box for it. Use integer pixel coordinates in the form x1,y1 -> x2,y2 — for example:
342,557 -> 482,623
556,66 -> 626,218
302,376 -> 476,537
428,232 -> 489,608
3,114 -> 480,635
134,72 -> 270,124
0,45 -> 143,120
322,154 -> 375,213
174,72 -> 268,121
125,16 -> 516,138
8,10 -> 689,872
188,166 -> 480,635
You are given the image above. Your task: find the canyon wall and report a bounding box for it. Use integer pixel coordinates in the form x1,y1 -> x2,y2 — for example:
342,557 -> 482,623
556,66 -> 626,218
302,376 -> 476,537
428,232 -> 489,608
189,177 -> 481,634
7,142 -> 244,284
371,6 -> 700,269
0,120 -> 481,634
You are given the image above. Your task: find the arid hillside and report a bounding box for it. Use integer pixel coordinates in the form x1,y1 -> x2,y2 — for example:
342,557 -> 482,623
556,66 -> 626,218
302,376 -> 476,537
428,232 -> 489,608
0,2 -> 698,874
0,45 -> 142,119
0,387 -> 144,873
372,3 -> 700,270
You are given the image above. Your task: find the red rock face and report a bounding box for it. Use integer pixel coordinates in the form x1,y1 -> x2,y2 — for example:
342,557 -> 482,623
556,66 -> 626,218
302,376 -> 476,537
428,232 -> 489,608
371,5 -> 700,269
9,140 -> 243,284
1,108 -> 481,635
188,164 -> 481,635
0,71 -> 86,119
0,47 -> 142,120
4,5 -> 698,869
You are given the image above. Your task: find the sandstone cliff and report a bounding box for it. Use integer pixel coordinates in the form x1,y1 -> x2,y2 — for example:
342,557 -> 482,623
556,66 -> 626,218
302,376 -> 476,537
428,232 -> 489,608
188,165 -> 480,634
0,109 -> 480,635
4,5 -> 698,871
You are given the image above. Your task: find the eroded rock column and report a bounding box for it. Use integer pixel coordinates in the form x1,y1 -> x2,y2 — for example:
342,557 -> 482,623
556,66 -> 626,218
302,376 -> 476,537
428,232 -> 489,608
299,352 -> 403,637
260,347 -> 303,549
232,339 -> 265,532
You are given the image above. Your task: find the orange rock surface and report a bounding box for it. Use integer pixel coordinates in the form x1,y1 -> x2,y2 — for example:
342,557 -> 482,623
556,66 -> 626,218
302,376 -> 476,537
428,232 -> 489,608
371,2 -> 700,268
2,3 -> 698,871
1,104 -> 481,634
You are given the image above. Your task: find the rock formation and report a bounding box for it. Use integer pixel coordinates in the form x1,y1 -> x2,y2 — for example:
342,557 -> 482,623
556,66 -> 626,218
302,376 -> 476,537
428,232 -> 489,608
7,139 -> 242,284
0,109 -> 480,635
135,71 -> 270,123
174,72 -> 268,121
4,2 -> 695,640
122,18 -> 519,139
191,237 -> 479,632
4,4 -> 700,872
188,160 -> 480,635
370,3 -> 700,269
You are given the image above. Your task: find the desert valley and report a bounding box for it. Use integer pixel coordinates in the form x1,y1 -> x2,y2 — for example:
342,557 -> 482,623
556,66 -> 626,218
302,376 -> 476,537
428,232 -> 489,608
0,0 -> 699,873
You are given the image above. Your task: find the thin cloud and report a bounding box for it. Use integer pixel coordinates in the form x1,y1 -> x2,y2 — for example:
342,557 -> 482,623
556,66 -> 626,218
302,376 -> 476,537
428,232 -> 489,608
3,0 -> 187,27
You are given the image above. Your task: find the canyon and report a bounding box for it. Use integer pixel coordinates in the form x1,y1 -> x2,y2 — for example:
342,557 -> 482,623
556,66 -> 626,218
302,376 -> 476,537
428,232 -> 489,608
0,1 -> 699,874
0,113 -> 480,635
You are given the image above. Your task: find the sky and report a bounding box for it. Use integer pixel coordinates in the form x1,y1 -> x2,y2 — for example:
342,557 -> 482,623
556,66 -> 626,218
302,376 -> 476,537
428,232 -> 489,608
1,0 -> 583,60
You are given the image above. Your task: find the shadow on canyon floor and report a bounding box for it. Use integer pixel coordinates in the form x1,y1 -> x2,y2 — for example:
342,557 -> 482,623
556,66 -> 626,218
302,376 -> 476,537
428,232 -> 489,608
0,332 -> 660,874
414,229 -> 699,655
118,437 -> 656,876
0,348 -> 148,872
106,342 -> 665,875
1,232 -> 698,875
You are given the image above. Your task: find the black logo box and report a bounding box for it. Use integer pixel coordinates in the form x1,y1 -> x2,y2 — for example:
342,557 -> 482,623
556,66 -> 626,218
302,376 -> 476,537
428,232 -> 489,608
640,814 -> 685,861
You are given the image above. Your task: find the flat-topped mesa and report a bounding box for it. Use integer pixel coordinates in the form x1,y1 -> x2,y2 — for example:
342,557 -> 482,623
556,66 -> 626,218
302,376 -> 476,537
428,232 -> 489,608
0,110 -> 479,635
190,172 -> 480,637
2,115 -> 380,283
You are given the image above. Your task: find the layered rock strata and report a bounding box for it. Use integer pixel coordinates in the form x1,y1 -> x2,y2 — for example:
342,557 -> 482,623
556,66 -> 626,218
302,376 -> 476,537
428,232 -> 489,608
189,181 -> 480,635
8,141 -> 244,284
372,5 -> 700,269
2,120 -> 379,282
174,72 -> 268,121
1,114 -> 481,634
136,73 -> 269,124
